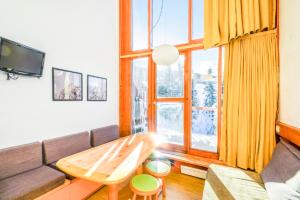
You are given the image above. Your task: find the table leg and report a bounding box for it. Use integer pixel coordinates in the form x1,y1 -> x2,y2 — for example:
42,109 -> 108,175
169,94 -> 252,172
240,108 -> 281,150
108,184 -> 118,200
162,177 -> 166,197
136,165 -> 143,174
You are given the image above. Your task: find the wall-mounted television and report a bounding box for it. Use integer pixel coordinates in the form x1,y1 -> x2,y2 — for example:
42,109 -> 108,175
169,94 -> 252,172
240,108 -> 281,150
0,37 -> 45,77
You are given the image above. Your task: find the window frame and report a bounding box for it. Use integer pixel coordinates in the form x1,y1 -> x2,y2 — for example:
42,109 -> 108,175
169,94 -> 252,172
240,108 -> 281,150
119,0 -> 222,159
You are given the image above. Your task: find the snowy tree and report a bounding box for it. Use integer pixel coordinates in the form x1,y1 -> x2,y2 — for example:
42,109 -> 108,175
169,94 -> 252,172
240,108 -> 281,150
192,80 -> 198,107
203,67 -> 216,107
204,83 -> 216,107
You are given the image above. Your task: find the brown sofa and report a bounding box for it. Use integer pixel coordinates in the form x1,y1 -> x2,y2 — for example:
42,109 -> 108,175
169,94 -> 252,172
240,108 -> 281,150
90,125 -> 120,147
202,138 -> 300,200
42,131 -> 91,179
0,125 -> 120,199
0,142 -> 65,200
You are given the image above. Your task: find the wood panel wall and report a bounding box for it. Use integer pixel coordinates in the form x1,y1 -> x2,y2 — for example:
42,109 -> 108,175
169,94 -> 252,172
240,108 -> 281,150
277,122 -> 300,147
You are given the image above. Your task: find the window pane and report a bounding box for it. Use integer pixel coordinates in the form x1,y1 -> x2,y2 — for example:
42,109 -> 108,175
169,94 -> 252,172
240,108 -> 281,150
132,0 -> 148,50
191,48 -> 219,152
192,0 -> 204,39
157,103 -> 184,145
156,55 -> 184,98
192,49 -> 218,77
152,0 -> 188,47
132,58 -> 148,133
191,109 -> 217,152
192,82 -> 217,107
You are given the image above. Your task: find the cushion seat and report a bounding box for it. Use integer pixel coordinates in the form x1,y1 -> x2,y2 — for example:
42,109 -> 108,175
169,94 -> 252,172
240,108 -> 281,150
131,174 -> 160,193
261,139 -> 300,199
0,166 -> 65,200
203,164 -> 269,200
145,161 -> 171,177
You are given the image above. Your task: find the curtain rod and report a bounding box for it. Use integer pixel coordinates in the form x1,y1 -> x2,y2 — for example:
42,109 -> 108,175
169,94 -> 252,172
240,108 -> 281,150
239,29 -> 277,40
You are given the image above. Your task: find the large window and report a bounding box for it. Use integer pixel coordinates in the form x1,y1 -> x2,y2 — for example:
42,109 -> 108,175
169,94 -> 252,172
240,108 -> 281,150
152,0 -> 189,47
191,48 -> 219,152
156,56 -> 185,98
131,0 -> 148,50
120,0 -> 222,157
157,102 -> 184,145
192,0 -> 204,39
131,58 -> 148,133
156,55 -> 185,145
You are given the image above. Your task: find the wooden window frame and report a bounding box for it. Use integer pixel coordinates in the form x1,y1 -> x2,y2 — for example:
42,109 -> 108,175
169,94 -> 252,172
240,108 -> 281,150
119,0 -> 222,159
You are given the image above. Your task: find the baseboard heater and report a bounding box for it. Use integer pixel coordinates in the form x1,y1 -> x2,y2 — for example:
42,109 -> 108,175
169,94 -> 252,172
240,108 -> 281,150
180,165 -> 207,179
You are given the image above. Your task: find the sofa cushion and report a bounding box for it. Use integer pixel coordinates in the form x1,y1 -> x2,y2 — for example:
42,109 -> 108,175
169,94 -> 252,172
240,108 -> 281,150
0,166 -> 65,200
0,142 -> 42,180
42,131 -> 91,164
90,125 -> 120,147
261,139 -> 300,200
203,164 -> 268,200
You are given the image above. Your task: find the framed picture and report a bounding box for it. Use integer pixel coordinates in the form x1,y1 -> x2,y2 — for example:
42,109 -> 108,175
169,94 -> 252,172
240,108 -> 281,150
52,68 -> 83,101
87,75 -> 107,101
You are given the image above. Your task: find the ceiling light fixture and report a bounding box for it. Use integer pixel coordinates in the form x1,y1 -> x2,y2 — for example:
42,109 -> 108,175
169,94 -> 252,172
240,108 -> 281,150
152,44 -> 179,65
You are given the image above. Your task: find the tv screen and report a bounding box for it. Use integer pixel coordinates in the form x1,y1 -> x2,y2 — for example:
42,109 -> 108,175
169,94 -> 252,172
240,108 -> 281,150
0,38 -> 45,77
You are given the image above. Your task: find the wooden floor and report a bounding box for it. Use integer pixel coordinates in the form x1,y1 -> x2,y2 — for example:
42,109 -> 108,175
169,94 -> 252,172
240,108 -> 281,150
88,172 -> 205,200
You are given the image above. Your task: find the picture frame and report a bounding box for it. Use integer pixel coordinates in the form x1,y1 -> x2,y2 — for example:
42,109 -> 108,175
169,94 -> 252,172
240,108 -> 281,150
52,68 -> 83,101
87,75 -> 107,101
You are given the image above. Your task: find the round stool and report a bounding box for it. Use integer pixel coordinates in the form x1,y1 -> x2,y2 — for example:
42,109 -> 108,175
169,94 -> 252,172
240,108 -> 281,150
130,174 -> 160,200
145,160 -> 171,197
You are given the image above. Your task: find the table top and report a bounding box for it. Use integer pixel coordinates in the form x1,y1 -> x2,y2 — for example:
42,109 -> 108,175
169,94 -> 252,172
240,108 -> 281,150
56,133 -> 160,185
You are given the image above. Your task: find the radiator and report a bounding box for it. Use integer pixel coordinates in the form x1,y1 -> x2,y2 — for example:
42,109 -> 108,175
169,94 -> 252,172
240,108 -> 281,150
180,165 -> 207,179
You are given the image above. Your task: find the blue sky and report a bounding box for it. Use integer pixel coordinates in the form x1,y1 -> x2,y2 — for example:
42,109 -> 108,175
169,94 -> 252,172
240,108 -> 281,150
132,0 -> 204,50
132,0 -> 218,76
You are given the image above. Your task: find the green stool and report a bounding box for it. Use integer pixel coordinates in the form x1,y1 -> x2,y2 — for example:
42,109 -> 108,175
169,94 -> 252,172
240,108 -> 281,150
145,160 -> 171,197
130,174 -> 160,200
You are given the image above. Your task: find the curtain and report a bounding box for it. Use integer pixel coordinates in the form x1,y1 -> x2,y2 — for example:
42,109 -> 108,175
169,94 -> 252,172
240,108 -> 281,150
204,0 -> 277,49
220,31 -> 279,172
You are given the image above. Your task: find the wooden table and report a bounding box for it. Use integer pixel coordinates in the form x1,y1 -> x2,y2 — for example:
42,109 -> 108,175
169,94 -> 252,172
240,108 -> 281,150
56,133 -> 160,200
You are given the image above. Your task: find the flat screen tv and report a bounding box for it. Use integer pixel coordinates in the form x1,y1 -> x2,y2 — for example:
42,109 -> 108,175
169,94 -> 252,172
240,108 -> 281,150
0,37 -> 45,77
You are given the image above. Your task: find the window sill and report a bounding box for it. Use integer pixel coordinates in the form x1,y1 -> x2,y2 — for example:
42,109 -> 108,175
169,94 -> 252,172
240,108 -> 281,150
156,150 -> 225,168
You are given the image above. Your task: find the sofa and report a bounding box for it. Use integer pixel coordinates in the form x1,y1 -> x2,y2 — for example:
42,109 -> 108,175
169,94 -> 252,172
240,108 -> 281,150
0,125 -> 121,200
203,138 -> 300,200
42,131 -> 91,179
90,124 -> 120,147
0,142 -> 65,200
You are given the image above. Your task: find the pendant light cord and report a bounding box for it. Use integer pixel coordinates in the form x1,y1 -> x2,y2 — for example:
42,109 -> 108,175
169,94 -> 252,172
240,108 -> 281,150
150,0 -> 164,47
151,0 -> 164,31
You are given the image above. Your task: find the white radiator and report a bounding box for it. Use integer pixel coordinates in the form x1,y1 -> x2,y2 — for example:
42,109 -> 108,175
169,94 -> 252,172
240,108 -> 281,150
180,165 -> 207,179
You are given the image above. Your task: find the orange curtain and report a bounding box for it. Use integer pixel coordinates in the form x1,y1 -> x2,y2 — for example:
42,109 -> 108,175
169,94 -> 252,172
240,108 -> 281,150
220,31 -> 279,172
204,0 -> 276,49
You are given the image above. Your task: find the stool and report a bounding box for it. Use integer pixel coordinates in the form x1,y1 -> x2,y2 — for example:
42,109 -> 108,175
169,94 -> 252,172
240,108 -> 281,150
130,174 -> 160,200
145,160 -> 171,197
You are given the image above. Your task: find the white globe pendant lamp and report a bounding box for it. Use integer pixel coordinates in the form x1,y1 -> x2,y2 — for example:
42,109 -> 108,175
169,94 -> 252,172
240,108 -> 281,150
152,44 -> 179,65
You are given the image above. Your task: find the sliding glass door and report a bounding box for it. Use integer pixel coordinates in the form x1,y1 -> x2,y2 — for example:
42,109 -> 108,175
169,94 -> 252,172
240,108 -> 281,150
155,56 -> 185,150
191,48 -> 219,153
